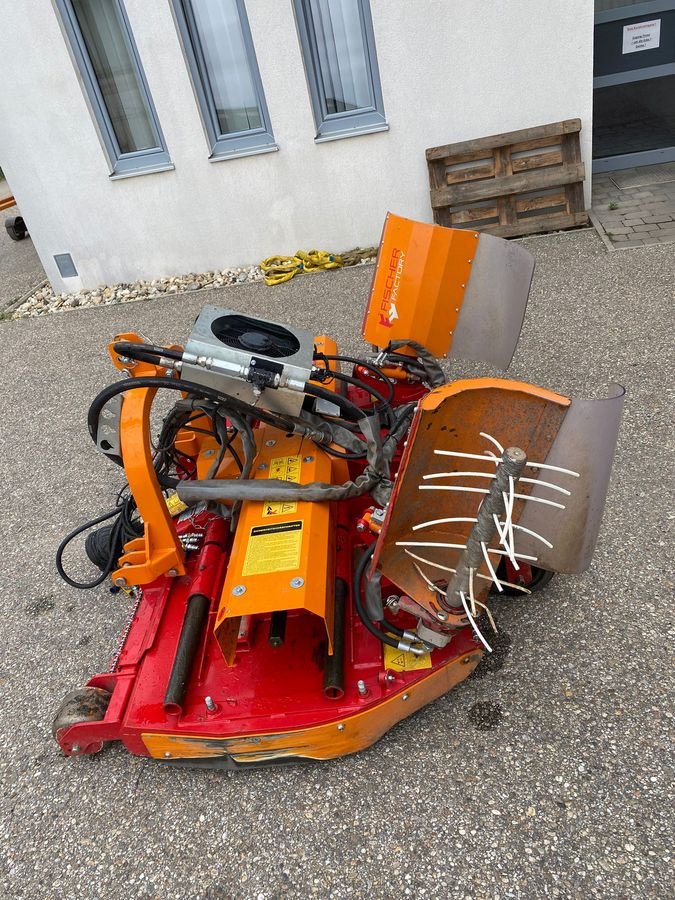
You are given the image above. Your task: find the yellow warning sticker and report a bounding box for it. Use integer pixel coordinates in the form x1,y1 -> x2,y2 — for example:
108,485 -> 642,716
241,521 -> 303,577
263,455 -> 301,517
165,492 -> 188,517
383,643 -> 433,672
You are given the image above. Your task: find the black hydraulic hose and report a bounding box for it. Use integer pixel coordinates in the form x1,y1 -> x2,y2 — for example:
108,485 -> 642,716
317,354 -> 395,405
88,376 -> 302,444
303,382 -> 367,422
352,544 -> 399,649
327,370 -> 394,425
113,341 -> 183,362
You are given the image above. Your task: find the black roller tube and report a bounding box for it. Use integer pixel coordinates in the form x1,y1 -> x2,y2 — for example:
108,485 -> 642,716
323,578 -> 348,699
163,594 -> 210,716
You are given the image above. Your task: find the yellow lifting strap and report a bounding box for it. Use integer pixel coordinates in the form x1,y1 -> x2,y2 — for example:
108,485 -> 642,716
259,249 -> 343,286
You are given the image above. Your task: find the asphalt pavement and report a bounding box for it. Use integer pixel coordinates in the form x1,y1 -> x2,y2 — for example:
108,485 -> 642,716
0,228 -> 672,899
0,204 -> 46,310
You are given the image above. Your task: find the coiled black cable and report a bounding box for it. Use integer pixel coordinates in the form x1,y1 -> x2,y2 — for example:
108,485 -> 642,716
56,501 -> 138,589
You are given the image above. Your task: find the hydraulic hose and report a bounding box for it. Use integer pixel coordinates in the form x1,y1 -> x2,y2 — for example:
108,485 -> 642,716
352,544 -> 399,649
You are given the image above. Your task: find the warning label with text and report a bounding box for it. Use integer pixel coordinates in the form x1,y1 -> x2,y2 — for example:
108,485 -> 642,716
263,455 -> 301,517
242,520 -> 303,577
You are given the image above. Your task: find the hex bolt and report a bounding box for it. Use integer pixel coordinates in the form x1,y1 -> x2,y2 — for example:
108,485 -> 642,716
402,693 -> 410,701
462,656 -> 472,665
337,724 -> 345,731
71,744 -> 80,753
303,456 -> 314,463
167,568 -> 179,577
205,696 -> 217,712
232,584 -> 246,596
290,577 -> 304,589
114,577 -> 127,587
437,610 -> 447,621
357,679 -> 368,697
164,751 -> 172,758
258,463 -> 268,470
265,439 -> 276,447
203,449 -> 215,457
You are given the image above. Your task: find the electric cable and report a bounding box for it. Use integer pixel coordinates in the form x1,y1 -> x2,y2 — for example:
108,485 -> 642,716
56,500 -> 139,589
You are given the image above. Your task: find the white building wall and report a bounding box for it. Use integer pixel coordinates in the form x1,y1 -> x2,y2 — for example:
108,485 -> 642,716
0,0 -> 594,293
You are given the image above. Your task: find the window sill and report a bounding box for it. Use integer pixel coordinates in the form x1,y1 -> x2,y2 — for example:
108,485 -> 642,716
314,122 -> 389,144
209,142 -> 279,163
110,162 -> 175,181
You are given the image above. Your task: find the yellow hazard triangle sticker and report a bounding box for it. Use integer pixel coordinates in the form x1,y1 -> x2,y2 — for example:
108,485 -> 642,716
383,643 -> 432,672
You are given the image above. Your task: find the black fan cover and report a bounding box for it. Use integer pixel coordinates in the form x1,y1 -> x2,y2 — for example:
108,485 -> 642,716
211,314 -> 301,359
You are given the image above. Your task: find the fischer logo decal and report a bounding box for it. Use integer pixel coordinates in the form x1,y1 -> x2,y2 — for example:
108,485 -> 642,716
378,248 -> 405,327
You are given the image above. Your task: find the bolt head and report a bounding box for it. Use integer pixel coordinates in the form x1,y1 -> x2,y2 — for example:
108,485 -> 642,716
258,463 -> 268,470
204,449 -> 215,457
232,584 -> 246,596
337,724 -> 345,731
114,576 -> 127,587
164,751 -> 172,758
167,568 -> 179,577
290,577 -> 304,589
71,744 -> 80,753
265,439 -> 276,447
402,693 -> 410,701
437,611 -> 447,621
302,455 -> 314,463
386,673 -> 396,683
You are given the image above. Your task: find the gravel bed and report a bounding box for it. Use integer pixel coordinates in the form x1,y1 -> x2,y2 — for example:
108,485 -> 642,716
10,265 -> 263,318
10,255 -> 376,319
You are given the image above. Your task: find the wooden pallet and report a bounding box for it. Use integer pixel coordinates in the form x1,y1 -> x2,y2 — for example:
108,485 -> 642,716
426,119 -> 588,238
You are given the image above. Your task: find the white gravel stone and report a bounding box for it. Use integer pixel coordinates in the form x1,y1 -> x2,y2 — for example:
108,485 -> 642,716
10,263 -> 265,319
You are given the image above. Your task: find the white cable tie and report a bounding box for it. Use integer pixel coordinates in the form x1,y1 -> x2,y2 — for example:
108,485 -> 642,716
397,541 -> 536,562
500,522 -> 553,549
460,590 -> 492,653
481,541 -> 502,592
469,567 -> 477,616
507,476 -> 517,571
412,517 -> 477,531
479,432 -> 504,454
411,560 -> 444,594
422,471 -> 495,481
520,476 -> 571,497
419,485 -> 490,495
434,450 -> 499,463
526,461 -> 580,477
475,599 -> 498,633
403,549 -> 531,593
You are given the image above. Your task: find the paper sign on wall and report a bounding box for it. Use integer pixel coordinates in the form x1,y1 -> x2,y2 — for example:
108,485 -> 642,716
622,19 -> 661,54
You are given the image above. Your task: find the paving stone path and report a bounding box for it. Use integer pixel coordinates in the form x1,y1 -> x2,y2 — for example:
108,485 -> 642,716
591,163 -> 675,250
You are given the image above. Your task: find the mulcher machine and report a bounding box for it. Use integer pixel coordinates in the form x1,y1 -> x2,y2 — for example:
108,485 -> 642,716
53,213 -> 624,766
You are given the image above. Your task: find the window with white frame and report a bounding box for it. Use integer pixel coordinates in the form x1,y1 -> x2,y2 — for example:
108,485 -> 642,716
171,0 -> 276,159
55,0 -> 171,177
293,0 -> 387,141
